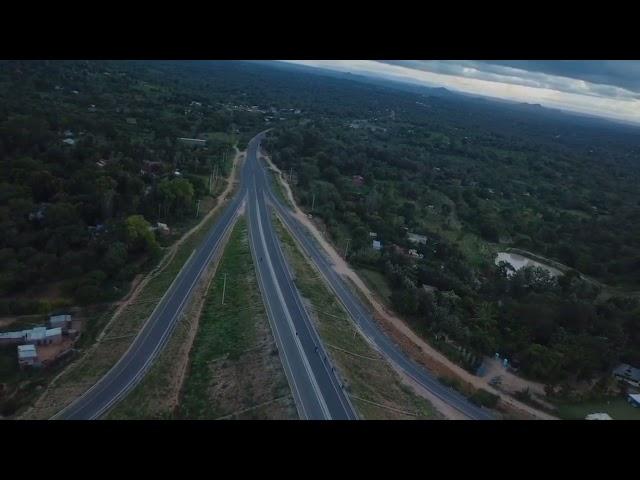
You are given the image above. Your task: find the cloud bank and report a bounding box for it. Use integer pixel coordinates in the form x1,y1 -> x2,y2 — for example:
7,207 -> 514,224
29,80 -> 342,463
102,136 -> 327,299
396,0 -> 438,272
280,60 -> 640,125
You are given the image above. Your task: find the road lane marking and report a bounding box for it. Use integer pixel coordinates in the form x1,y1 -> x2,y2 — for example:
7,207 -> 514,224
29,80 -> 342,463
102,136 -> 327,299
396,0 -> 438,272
253,178 -> 330,419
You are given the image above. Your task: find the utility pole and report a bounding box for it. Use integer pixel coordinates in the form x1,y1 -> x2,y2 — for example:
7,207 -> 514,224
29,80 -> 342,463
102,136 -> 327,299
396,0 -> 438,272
195,199 -> 200,218
344,238 -> 350,259
311,193 -> 315,212
289,167 -> 293,183
221,273 -> 227,305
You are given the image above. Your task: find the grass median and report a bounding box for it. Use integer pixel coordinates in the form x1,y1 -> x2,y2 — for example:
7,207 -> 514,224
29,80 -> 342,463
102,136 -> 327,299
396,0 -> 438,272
110,217 -> 297,419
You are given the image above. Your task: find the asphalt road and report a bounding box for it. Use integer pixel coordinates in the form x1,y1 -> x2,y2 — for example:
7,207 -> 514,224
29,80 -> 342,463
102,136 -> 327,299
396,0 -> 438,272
55,131 -> 355,420
246,134 -> 356,420
54,144 -> 253,420
262,155 -> 495,420
53,129 -> 490,420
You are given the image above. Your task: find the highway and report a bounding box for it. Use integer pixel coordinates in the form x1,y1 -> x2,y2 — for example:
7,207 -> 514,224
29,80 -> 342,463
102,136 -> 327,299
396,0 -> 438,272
54,131 -> 355,420
246,134 -> 357,420
53,129 -> 491,420
261,152 -> 495,420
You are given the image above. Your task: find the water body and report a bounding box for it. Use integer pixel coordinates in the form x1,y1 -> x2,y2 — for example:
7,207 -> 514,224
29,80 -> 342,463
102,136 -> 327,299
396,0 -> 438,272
495,252 -> 562,277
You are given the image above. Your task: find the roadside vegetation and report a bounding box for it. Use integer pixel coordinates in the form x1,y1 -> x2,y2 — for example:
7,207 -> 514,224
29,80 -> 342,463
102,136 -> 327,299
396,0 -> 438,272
264,97 -> 640,394
176,217 -> 296,419
19,164 -> 239,419
108,217 -> 296,420
273,213 -> 440,419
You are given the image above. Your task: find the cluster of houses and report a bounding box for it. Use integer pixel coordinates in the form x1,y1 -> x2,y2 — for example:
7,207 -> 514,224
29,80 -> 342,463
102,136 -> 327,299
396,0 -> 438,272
0,315 -> 76,369
369,230 -> 427,259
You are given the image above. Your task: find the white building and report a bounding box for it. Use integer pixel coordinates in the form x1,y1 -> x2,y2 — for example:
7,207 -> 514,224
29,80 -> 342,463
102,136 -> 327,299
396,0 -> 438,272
372,240 -> 382,251
18,344 -> 39,368
49,314 -> 71,330
585,413 -> 612,420
613,363 -> 640,387
45,328 -> 63,345
408,232 -> 427,245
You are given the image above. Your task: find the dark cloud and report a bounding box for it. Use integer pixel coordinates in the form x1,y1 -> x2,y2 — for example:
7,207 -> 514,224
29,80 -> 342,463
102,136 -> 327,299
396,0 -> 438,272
483,61 -> 640,94
381,60 -> 640,100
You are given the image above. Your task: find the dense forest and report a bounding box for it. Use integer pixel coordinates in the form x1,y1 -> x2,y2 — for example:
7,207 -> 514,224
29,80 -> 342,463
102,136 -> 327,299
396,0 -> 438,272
0,60 -> 275,313
263,65 -> 640,387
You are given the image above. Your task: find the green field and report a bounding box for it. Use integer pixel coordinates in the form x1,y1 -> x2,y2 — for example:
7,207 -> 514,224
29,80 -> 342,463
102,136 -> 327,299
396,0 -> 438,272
556,398 -> 640,420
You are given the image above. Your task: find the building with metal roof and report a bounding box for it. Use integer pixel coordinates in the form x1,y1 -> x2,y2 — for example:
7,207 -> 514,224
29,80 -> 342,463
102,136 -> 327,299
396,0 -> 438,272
49,314 -> 71,329
18,344 -> 39,368
25,327 -> 47,344
613,363 -> 640,387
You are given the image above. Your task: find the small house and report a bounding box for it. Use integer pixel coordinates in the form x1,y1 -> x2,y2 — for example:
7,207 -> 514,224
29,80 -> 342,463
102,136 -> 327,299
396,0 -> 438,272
18,345 -> 39,368
352,175 -> 365,187
49,314 -> 71,331
0,331 -> 27,346
408,232 -> 427,245
372,240 -> 382,251
45,328 -> 62,345
613,363 -> 640,387
369,232 -> 377,238
25,327 -> 47,345
628,393 -> 640,408
155,223 -> 170,235
62,138 -> 76,146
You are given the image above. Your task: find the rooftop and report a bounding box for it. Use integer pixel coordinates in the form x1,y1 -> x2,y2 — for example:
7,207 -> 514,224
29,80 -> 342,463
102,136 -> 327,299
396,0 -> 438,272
613,363 -> 640,382
18,344 -> 37,359
46,328 -> 62,337
585,413 -> 612,420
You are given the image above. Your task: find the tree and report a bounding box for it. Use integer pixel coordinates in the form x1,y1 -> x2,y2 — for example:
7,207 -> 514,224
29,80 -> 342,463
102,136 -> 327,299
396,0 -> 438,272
124,215 -> 160,257
102,241 -> 128,276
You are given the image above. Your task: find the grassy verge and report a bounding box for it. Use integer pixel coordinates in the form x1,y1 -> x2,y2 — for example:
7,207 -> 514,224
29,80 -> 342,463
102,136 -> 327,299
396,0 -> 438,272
273,213 -> 440,420
355,267 -> 392,306
176,217 -> 296,419
20,164 -> 241,419
266,165 -> 294,209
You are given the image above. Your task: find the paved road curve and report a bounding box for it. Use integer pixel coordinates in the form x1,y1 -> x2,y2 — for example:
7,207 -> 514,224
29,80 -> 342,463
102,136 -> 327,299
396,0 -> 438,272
261,150 -> 495,420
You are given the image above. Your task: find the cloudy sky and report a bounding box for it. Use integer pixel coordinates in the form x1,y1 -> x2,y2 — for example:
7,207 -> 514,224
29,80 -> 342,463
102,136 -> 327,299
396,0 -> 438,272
281,60 -> 640,125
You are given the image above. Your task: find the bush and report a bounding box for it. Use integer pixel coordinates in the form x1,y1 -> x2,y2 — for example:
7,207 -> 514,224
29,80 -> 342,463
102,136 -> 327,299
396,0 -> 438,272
470,388 -> 500,409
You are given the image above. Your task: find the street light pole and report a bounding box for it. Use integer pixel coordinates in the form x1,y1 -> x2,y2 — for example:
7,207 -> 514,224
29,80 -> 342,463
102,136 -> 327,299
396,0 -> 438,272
221,273 -> 227,305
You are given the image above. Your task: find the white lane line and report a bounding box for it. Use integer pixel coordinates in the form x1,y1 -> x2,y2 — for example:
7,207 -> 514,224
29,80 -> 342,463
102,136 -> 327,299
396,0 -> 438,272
91,199 -> 245,419
263,194 -> 355,419
248,199 -> 308,420
270,197 -> 487,419
254,185 -> 331,419
57,197 -> 244,419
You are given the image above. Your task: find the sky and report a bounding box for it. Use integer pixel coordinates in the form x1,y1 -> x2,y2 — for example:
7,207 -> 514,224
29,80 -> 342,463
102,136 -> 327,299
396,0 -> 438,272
280,60 -> 640,125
